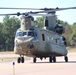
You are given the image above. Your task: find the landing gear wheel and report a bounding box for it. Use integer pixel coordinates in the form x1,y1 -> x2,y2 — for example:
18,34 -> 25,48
49,56 -> 56,63
49,56 -> 52,62
17,57 -> 21,63
21,57 -> 25,63
53,56 -> 56,62
17,56 -> 25,63
33,57 -> 36,63
64,56 -> 68,62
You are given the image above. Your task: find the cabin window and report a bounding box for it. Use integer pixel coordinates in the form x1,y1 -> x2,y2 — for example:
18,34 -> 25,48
55,38 -> 60,44
42,34 -> 45,41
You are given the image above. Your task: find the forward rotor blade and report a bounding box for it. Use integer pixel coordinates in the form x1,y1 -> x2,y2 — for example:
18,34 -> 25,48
0,12 -> 21,16
0,13 -> 55,17
0,13 -> 17,16
28,13 -> 56,16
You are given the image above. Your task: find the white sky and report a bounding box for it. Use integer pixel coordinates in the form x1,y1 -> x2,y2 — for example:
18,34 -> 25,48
0,0 -> 76,24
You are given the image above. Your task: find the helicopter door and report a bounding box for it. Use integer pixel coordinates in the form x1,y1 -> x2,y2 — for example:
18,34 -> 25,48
45,19 -> 48,27
42,34 -> 45,41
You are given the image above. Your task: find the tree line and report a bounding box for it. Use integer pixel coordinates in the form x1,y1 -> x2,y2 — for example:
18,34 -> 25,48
0,16 -> 20,51
0,16 -> 76,51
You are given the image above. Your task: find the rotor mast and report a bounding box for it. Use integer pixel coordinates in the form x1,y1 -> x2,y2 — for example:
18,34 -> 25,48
20,16 -> 34,31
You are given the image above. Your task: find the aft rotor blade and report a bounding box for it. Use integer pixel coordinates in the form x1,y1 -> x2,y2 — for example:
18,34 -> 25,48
29,7 -> 76,13
0,7 -> 54,10
0,7 -> 42,10
0,6 -> 76,11
36,7 -> 76,13
55,7 -> 76,11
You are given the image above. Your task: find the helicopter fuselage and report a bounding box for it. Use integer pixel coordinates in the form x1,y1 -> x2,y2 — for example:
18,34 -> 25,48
14,27 -> 68,58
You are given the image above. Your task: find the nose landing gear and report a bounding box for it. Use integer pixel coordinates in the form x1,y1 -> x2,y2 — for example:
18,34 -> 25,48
17,56 -> 25,63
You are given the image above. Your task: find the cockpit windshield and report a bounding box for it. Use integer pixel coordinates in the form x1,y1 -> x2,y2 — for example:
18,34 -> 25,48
28,32 -> 34,37
16,31 -> 37,37
23,32 -> 27,36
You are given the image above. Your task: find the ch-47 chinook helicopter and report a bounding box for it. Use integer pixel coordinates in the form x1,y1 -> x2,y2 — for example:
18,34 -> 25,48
0,6 -> 76,63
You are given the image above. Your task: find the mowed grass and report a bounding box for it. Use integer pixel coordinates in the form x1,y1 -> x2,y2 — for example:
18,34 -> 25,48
0,51 -> 14,54
0,57 -> 30,63
0,57 -> 17,62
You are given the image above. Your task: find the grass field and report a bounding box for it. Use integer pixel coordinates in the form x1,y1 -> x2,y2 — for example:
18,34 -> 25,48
0,57 -> 17,62
0,57 -> 30,63
0,51 -> 14,54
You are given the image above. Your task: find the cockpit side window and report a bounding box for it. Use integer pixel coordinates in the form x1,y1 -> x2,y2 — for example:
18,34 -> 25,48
16,31 -> 37,37
19,32 -> 22,36
16,32 -> 22,37
16,32 -> 27,37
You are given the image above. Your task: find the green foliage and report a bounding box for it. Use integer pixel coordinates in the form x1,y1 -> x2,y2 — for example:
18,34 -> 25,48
34,17 -> 44,27
0,16 -> 20,51
72,22 -> 76,28
67,22 -> 76,46
69,28 -> 76,46
57,19 -> 69,27
0,23 -> 3,51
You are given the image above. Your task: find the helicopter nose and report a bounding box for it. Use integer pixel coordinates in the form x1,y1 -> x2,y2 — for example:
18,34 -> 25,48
16,37 -> 34,45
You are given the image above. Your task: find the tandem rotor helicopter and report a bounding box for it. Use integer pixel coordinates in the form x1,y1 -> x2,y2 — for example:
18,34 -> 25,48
0,6 -> 76,63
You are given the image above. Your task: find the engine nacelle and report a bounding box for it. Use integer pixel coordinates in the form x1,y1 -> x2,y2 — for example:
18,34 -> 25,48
54,25 -> 65,34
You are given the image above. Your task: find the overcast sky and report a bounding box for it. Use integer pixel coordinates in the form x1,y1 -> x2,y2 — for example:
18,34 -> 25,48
0,0 -> 76,24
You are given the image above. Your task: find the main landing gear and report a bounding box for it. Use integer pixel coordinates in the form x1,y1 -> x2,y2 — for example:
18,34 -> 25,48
64,56 -> 68,62
49,56 -> 68,63
17,56 -> 68,63
33,57 -> 37,63
17,56 -> 25,63
49,56 -> 56,63
33,56 -> 68,63
33,56 -> 56,63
